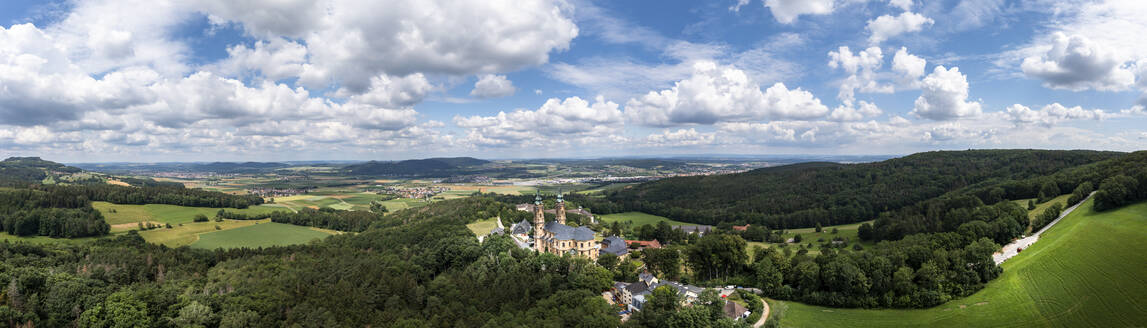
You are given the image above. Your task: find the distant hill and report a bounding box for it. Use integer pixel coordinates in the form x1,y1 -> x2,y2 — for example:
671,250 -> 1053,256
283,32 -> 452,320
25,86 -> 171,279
193,162 -> 290,173
0,157 -> 84,183
607,149 -> 1124,228
343,157 -> 490,177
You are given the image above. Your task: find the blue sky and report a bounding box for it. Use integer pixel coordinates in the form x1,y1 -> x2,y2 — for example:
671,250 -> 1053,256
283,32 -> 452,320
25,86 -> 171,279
0,0 -> 1145,162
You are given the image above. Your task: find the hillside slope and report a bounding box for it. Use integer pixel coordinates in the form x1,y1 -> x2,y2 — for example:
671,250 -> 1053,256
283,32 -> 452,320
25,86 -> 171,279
770,198 -> 1147,327
343,157 -> 490,177
608,150 -> 1121,228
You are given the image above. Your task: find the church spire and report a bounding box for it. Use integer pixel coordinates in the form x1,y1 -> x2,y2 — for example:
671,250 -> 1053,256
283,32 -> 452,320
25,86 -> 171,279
556,187 -> 566,225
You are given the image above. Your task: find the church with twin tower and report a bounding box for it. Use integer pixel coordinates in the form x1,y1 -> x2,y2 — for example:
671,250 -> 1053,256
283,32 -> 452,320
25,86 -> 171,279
532,190 -> 600,259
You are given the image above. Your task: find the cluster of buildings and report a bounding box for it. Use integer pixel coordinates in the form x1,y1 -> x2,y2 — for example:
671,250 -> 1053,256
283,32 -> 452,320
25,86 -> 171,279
378,185 -> 449,199
607,273 -> 751,321
247,187 -> 307,198
511,191 -> 604,259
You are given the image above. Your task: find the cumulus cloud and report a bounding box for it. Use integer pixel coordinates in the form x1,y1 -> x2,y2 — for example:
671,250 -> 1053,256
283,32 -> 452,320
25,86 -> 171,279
1021,32 -> 1135,91
867,12 -> 933,45
454,96 -> 623,147
346,74 -> 434,108
208,38 -> 307,81
764,0 -> 835,24
828,46 -> 892,103
829,101 -> 882,121
645,129 -> 717,146
625,62 -> 829,126
1005,103 -> 1112,126
889,0 -> 913,11
470,74 -> 517,99
202,0 -> 578,92
892,47 -> 927,83
911,66 -> 982,120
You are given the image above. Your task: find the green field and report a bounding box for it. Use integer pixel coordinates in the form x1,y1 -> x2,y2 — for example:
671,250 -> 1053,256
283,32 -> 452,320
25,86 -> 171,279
138,220 -> 266,247
0,233 -> 105,244
769,198 -> 1147,327
93,202 -> 286,225
466,217 -> 500,236
598,211 -> 693,227
190,222 -> 334,249
377,198 -> 428,212
1013,194 -> 1072,233
746,220 -> 874,258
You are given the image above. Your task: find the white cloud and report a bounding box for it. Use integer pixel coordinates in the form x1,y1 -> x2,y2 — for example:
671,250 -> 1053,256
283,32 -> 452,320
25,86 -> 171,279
892,47 -> 927,83
202,0 -> 578,92
764,0 -> 836,24
1005,103 -> 1113,126
645,129 -> 717,146
208,38 -> 308,81
889,0 -> 912,11
829,101 -> 883,121
866,12 -> 933,45
828,46 -> 892,103
346,73 -> 434,108
454,96 -> 623,147
470,74 -> 517,99
911,66 -> 982,120
625,62 -> 829,126
1021,32 -> 1135,91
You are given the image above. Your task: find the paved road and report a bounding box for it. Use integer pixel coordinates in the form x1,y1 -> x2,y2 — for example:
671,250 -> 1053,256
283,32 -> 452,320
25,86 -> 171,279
993,192 -> 1093,265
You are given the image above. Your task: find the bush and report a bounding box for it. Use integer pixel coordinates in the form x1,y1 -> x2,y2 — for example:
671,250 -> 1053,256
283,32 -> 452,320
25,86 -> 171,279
193,214 -> 209,222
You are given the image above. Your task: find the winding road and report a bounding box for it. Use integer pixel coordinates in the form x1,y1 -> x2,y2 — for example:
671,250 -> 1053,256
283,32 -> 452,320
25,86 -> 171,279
992,192 -> 1093,265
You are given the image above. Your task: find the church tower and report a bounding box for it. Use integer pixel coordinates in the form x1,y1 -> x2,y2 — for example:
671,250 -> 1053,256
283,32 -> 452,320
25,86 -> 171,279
533,190 -> 545,252
556,188 -> 566,225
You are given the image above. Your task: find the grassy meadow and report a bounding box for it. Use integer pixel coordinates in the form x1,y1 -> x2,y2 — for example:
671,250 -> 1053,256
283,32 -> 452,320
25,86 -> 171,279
93,201 -> 285,225
767,198 -> 1147,327
466,217 -> 501,236
190,222 -> 335,249
1013,194 -> 1072,233
747,220 -> 875,258
598,211 -> 693,226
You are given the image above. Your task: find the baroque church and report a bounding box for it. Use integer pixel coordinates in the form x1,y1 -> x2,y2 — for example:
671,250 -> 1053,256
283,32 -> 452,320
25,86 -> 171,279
522,191 -> 601,260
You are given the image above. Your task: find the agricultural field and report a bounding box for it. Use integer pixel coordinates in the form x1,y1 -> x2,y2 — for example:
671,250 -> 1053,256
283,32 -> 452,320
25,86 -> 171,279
443,184 -> 535,195
466,217 -> 501,236
598,211 -> 693,226
0,232 -> 104,245
767,198 -> 1147,327
189,222 -> 335,249
1013,194 -> 1072,233
746,220 -> 875,258
137,219 -> 265,247
92,202 -> 286,225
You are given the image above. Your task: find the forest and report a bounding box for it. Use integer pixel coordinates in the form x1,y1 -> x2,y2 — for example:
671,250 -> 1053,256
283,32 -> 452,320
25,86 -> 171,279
0,197 -> 641,327
36,184 -> 264,209
0,188 -> 110,238
605,150 -> 1121,228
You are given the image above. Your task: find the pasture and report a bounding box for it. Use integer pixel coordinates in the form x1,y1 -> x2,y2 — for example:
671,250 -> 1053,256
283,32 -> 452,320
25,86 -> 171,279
598,211 -> 693,227
747,220 -> 874,259
466,217 -> 501,236
768,198 -> 1147,327
93,202 -> 285,225
1013,194 -> 1072,233
137,219 -> 265,247
190,222 -> 335,249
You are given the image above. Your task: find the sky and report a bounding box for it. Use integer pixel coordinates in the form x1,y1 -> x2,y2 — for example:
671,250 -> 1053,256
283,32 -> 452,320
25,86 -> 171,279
1,0 -> 1146,162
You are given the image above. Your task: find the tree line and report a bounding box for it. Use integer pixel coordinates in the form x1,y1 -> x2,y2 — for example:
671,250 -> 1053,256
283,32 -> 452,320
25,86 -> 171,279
37,184 -> 264,209
605,150 -> 1119,229
0,188 -> 109,238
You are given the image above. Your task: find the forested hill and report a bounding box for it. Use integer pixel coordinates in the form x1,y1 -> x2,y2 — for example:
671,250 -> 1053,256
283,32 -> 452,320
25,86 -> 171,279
343,157 -> 490,177
0,157 -> 84,184
607,149 -> 1122,228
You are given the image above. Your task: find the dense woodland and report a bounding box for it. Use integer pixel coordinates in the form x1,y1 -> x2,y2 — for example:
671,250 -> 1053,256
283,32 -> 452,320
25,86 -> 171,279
36,184 -> 264,209
606,150 -> 1121,228
0,197 -> 650,327
0,188 -> 109,238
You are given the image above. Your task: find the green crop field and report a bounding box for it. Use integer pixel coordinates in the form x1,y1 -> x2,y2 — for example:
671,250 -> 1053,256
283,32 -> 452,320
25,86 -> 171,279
466,217 -> 500,236
189,222 -> 334,249
93,202 -> 286,225
768,198 -> 1147,327
598,211 -> 693,227
377,198 -> 428,212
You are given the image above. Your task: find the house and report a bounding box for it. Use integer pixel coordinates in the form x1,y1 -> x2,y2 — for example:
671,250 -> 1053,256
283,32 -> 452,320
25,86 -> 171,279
733,224 -> 750,231
510,219 -> 532,239
601,235 -> 629,257
674,225 -> 713,235
723,300 -> 750,320
626,239 -> 662,250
